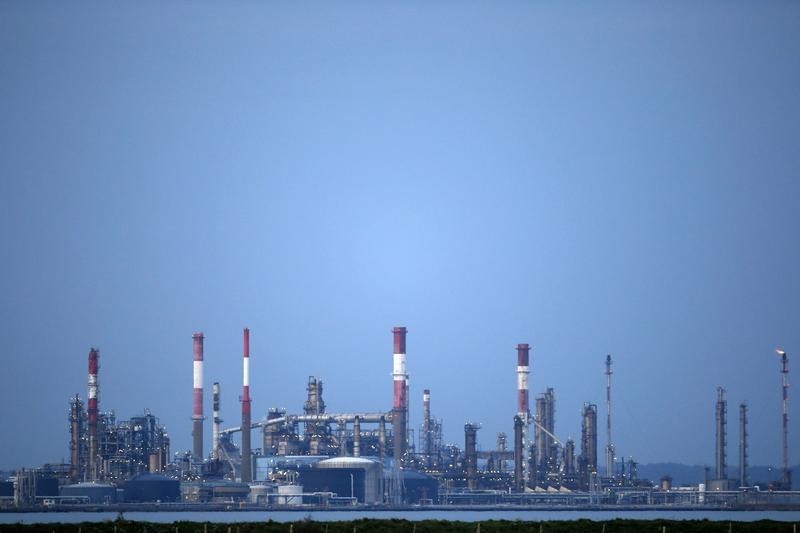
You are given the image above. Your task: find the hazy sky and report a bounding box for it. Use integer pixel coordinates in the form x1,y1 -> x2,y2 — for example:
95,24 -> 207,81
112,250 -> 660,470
1,1 -> 799,472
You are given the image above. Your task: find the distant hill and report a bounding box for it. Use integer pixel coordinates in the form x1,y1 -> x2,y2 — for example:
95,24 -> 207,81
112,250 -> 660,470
632,463 -> 798,489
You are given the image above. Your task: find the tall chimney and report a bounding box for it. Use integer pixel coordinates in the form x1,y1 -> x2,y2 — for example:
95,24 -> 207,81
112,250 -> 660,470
516,344 -> 530,417
516,344 -> 530,488
192,332 -> 205,461
423,389 -> 432,468
513,415 -> 524,491
392,326 -> 408,462
87,348 -> 99,480
241,327 -> 252,482
212,382 -> 221,460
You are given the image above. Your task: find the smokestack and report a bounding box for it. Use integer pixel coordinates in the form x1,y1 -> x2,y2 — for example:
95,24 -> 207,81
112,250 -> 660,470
605,354 -> 615,478
513,415 -> 524,491
87,348 -> 99,481
715,387 -> 727,481
515,344 -> 530,488
241,327 -> 252,483
423,389 -> 432,467
212,382 -> 221,460
192,332 -> 205,461
516,344 -> 530,417
392,326 -> 408,462
739,403 -> 747,487
776,349 -> 791,489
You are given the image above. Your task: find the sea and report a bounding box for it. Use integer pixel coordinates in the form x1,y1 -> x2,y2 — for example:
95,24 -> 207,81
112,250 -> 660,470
1,510 -> 800,524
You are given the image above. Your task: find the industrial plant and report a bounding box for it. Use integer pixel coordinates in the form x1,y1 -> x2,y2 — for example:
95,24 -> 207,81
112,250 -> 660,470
1,327 -> 797,509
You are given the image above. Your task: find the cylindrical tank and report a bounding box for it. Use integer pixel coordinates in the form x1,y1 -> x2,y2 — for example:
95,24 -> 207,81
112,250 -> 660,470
122,473 -> 179,502
315,456 -> 382,504
277,484 -> 303,505
60,482 -> 116,504
249,484 -> 270,504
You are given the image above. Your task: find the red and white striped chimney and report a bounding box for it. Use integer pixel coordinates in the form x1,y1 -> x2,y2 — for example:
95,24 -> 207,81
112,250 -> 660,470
192,332 -> 204,461
392,327 -> 408,461
87,348 -> 99,480
241,327 -> 252,482
516,343 -> 530,418
392,327 -> 407,411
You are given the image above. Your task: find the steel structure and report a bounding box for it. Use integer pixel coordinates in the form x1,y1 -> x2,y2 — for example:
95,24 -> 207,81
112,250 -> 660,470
776,349 -> 790,488
212,382 -> 222,460
605,354 -> 615,478
739,402 -> 747,487
715,387 -> 727,481
579,403 -> 597,489
534,388 -> 557,482
464,423 -> 479,490
69,394 -> 86,482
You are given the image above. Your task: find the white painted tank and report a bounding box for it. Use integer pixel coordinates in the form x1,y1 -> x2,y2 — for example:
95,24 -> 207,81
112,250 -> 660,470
277,484 -> 302,505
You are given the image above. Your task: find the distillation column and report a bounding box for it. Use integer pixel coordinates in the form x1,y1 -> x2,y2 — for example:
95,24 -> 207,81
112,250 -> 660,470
351,416 -> 360,457
192,332 -> 205,461
212,382 -> 222,460
580,403 -> 598,489
87,348 -> 99,481
241,327 -> 252,482
715,387 -> 727,481
464,423 -> 479,490
776,349 -> 790,488
69,395 -> 84,483
739,403 -> 747,487
423,389 -> 432,468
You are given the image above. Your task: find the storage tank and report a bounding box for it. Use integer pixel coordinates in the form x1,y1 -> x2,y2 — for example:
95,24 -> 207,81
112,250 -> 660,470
60,482 -> 117,504
122,473 -> 180,502
249,484 -> 271,505
276,484 -> 303,505
308,456 -> 382,504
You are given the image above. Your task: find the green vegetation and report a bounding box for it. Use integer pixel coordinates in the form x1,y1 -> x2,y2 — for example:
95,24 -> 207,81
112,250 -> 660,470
1,518 -> 798,533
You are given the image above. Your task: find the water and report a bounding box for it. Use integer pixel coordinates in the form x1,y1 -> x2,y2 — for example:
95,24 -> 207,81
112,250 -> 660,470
1,510 -> 799,524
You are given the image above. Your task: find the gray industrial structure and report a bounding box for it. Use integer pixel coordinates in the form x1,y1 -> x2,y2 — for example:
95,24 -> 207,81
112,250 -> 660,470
715,387 -> 727,486
39,331 -> 793,509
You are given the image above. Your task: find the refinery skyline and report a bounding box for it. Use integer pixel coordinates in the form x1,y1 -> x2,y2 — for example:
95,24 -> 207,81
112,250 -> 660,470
1,1 -> 799,475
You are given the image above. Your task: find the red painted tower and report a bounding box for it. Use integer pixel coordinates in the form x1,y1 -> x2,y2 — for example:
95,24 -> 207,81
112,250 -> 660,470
392,327 -> 408,462
241,327 -> 252,482
192,332 -> 205,461
87,348 -> 99,480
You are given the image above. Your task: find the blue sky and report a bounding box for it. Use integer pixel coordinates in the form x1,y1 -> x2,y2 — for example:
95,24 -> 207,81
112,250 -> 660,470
1,1 -> 799,471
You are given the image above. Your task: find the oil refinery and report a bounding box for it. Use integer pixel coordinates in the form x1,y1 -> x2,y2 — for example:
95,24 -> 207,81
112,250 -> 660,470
1,327 -> 797,509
